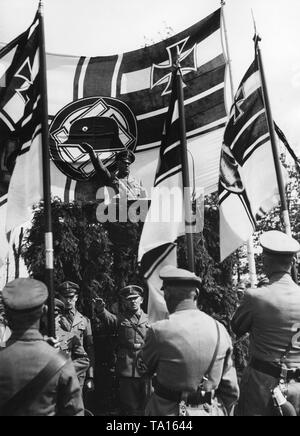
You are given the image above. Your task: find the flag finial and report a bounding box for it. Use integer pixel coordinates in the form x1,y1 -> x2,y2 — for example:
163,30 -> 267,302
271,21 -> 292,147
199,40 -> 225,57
39,0 -> 44,14
251,9 -> 261,45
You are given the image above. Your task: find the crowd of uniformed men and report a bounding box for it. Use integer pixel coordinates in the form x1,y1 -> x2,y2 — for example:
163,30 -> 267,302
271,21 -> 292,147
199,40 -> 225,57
1,229 -> 300,416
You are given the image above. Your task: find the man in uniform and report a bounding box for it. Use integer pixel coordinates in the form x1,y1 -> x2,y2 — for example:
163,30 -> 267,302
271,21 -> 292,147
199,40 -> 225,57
57,281 -> 95,391
54,299 -> 90,389
0,278 -> 84,416
95,285 -> 150,415
142,266 -> 239,416
232,230 -> 300,416
81,141 -> 147,200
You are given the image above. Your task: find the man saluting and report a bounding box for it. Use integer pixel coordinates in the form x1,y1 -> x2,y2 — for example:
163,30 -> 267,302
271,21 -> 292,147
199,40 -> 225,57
95,285 -> 150,416
81,142 -> 147,200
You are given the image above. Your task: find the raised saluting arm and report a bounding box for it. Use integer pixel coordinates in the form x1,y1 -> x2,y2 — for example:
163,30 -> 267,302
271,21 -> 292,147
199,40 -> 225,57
81,142 -> 114,187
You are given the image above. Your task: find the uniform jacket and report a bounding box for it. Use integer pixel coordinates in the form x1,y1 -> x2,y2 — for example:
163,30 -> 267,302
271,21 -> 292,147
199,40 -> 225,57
63,309 -> 95,379
98,308 -> 150,378
142,301 -> 239,416
231,272 -> 300,416
0,329 -> 84,416
97,160 -> 147,200
55,316 -> 90,387
115,176 -> 148,200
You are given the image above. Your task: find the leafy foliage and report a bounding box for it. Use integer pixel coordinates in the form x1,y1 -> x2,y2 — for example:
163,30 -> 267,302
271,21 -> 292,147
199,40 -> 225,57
235,159 -> 300,283
22,199 -> 114,315
22,197 -> 246,370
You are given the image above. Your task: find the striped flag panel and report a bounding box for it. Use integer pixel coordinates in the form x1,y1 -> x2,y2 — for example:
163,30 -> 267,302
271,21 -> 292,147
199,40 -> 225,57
0,12 -> 43,265
219,56 -> 283,261
138,71 -> 185,321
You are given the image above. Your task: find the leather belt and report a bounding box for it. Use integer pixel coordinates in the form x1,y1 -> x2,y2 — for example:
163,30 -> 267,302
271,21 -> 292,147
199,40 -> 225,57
154,381 -> 213,405
250,358 -> 300,381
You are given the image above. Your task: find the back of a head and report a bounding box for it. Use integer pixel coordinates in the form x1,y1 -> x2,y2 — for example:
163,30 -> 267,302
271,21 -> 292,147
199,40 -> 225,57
265,253 -> 294,271
166,285 -> 198,301
2,278 -> 48,330
159,266 -> 201,313
260,230 -> 300,276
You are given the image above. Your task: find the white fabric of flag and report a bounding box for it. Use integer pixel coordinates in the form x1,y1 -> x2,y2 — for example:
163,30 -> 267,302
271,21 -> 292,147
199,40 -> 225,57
219,57 -> 284,261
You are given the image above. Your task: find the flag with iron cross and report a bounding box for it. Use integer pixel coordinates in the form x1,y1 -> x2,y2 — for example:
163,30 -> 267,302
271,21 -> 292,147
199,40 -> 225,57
66,8 -> 226,155
44,8 -> 227,202
0,8 -> 227,208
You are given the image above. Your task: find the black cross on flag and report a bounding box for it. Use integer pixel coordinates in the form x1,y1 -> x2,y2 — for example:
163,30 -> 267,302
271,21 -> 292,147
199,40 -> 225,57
219,56 -> 286,261
151,38 -> 197,96
232,86 -> 246,124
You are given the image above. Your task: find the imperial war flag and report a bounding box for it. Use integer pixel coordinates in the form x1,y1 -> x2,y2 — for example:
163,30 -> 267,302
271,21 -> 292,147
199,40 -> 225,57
0,8 -> 227,266
0,13 -> 43,266
219,56 -> 285,261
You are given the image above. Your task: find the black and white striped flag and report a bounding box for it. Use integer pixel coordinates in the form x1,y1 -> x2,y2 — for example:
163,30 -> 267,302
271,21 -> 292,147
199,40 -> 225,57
47,8 -> 226,203
0,13 -> 43,266
0,8 -> 227,269
139,71 -> 185,322
219,56 -> 285,261
0,8 -> 226,207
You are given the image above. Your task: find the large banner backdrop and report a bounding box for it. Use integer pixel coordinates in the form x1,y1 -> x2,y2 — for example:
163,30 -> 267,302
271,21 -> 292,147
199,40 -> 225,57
46,8 -> 227,201
0,8 -> 227,265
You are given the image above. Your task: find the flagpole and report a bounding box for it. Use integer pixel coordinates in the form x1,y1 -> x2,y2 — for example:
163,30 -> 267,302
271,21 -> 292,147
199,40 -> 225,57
256,35 -> 298,284
221,0 -> 257,287
6,256 -> 9,284
175,65 -> 195,273
255,36 -> 292,236
220,0 -> 234,102
38,0 -> 55,337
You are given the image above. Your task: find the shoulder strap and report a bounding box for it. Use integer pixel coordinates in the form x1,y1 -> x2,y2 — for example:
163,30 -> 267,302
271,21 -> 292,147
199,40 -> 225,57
123,316 -> 146,341
0,351 -> 68,416
204,320 -> 221,379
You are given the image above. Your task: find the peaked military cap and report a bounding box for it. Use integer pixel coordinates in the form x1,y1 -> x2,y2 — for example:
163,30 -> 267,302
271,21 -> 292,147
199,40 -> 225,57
2,278 -> 48,311
119,285 -> 144,299
160,266 -> 202,287
115,149 -> 135,164
57,281 -> 80,297
260,230 -> 300,255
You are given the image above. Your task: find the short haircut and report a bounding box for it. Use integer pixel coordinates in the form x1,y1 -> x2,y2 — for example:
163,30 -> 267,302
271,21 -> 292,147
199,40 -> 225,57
264,252 -> 294,268
165,285 -> 198,301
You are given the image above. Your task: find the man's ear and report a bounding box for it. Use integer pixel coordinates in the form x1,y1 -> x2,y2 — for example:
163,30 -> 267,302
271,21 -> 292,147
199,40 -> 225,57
293,255 -> 297,265
42,304 -> 48,315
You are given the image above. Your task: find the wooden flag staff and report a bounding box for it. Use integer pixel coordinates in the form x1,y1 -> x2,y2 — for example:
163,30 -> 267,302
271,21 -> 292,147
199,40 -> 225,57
38,0 -> 56,336
175,64 -> 195,273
